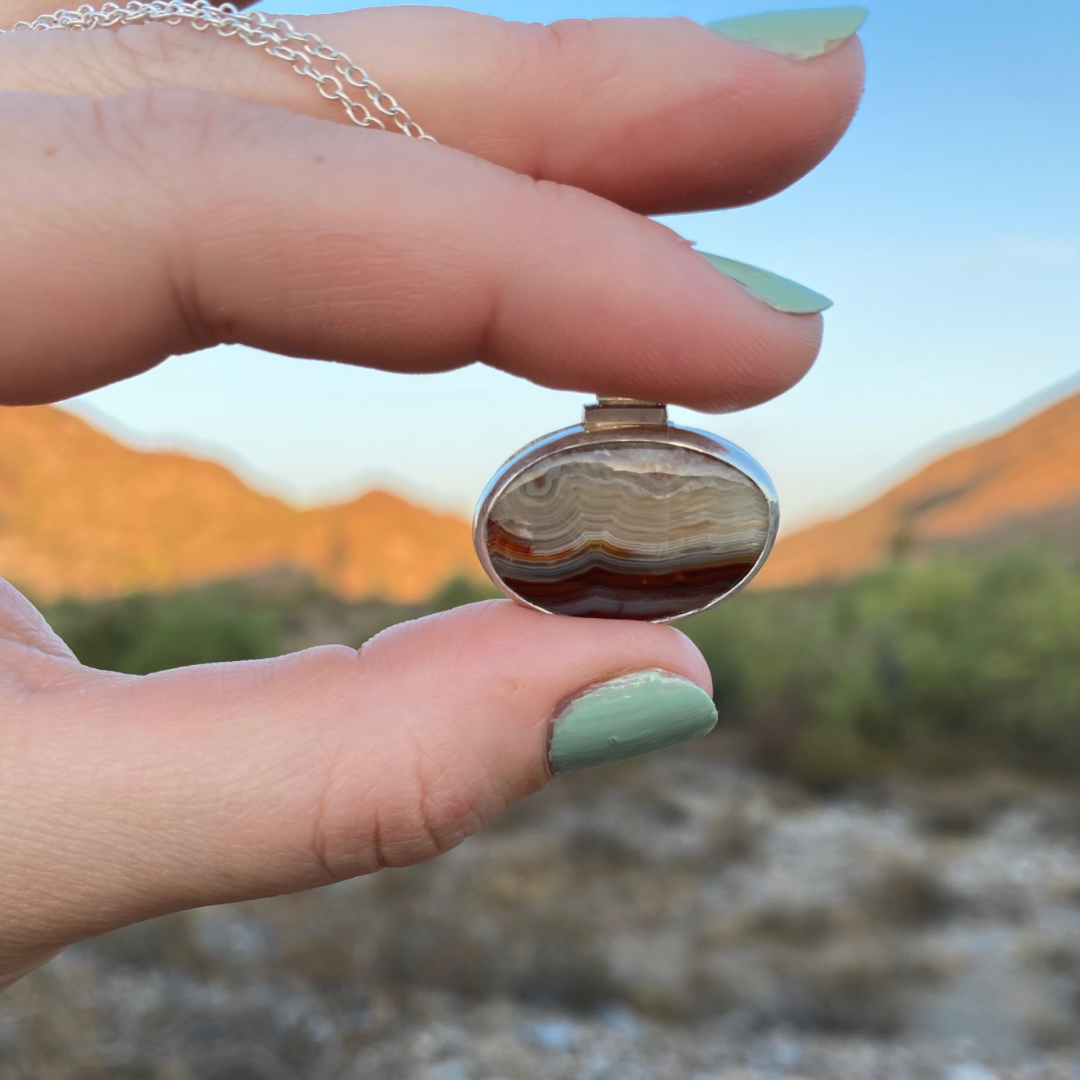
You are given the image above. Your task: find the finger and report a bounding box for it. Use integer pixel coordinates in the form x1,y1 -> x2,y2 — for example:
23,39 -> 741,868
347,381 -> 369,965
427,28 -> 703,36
0,579 -> 76,664
0,7 -> 865,214
0,88 -> 825,411
0,601 -> 713,964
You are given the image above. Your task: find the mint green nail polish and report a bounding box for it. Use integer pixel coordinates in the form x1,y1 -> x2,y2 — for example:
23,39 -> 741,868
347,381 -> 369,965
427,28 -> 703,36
549,669 -> 718,774
707,6 -> 867,60
698,251 -> 832,314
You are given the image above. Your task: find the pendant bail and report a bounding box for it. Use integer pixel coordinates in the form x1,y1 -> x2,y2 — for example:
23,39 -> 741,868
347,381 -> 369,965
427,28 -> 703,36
583,397 -> 668,429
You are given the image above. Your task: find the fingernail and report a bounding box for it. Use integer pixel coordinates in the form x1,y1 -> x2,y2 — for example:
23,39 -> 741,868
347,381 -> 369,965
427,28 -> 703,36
707,6 -> 868,60
549,669 -> 718,774
698,251 -> 832,314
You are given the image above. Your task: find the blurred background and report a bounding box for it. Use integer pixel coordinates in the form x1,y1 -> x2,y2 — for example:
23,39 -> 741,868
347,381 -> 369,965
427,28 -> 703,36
3,2 -> 1080,1079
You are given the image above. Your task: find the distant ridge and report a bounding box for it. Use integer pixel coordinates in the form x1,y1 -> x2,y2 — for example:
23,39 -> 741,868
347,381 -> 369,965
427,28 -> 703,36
760,387 -> 1080,587
8,389 -> 1079,605
0,406 -> 484,601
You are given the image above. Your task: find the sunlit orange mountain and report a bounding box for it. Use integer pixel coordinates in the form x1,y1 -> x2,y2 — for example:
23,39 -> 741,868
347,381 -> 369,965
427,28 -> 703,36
0,406 -> 485,601
9,389 -> 1080,604
761,387 -> 1080,587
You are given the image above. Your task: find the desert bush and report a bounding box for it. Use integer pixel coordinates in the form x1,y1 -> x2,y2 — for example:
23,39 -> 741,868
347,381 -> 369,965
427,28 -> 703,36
682,550 -> 1080,783
771,936 -> 932,1036
859,859 -> 957,927
426,575 -> 501,612
44,581 -> 285,674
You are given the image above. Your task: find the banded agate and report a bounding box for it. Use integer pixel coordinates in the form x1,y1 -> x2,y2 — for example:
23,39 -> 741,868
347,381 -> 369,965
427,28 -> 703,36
482,442 -> 771,621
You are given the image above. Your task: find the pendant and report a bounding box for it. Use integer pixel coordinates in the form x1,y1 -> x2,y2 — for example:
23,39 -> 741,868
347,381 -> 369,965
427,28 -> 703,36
474,398 -> 779,622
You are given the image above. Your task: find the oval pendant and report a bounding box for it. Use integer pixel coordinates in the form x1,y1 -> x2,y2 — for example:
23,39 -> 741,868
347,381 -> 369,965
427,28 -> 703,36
474,399 -> 779,622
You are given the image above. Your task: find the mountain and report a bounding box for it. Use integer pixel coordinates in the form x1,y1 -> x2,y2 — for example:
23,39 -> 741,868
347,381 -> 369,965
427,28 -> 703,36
0,406 -> 484,602
9,387 -> 1080,605
760,387 -> 1080,587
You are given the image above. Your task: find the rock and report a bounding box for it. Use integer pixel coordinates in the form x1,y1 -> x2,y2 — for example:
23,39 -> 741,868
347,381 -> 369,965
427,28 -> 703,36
521,1019 -> 577,1051
946,1065 -> 1000,1080
423,1061 -> 470,1080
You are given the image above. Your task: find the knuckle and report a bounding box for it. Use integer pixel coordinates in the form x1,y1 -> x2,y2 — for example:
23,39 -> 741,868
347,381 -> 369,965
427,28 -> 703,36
1,23 -> 212,99
108,22 -> 211,88
0,87 -> 269,359
104,85 -> 238,149
402,733 -> 489,863
68,86 -> 289,211
52,86 -> 230,171
309,754 -> 482,883
496,19 -> 603,177
92,84 -> 284,168
517,19 -> 621,114
304,645 -> 494,880
514,18 -> 593,82
36,23 -> 222,100
0,86 -> 234,185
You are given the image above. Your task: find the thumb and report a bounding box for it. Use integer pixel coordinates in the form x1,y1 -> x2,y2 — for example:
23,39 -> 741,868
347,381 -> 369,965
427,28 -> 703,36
2,599 -> 715,969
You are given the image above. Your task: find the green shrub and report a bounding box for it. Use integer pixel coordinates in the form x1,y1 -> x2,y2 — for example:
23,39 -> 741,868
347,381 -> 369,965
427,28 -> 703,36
426,575 -> 502,612
44,580 -> 284,674
683,550 -> 1080,782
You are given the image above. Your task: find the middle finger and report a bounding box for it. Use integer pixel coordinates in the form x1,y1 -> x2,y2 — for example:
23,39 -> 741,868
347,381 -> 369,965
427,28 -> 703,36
0,88 -> 825,408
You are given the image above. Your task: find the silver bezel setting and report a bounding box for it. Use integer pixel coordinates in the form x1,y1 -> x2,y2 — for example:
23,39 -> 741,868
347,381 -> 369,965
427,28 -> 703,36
473,422 -> 780,623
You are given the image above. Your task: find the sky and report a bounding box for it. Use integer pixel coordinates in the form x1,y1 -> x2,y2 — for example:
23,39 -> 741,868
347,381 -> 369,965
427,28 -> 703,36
66,0 -> 1080,531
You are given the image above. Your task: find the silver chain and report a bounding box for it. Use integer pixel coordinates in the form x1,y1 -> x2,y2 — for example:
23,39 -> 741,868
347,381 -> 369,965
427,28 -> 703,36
1,0 -> 434,140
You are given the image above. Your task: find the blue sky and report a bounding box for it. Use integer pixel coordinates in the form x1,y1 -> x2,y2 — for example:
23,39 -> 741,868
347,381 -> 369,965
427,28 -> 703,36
68,0 -> 1080,531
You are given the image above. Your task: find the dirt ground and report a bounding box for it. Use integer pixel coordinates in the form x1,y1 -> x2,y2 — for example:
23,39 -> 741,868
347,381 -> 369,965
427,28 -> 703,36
6,749 -> 1080,1079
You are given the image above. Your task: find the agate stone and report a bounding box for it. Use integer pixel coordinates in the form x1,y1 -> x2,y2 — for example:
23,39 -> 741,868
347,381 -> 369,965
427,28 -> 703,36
481,442 -> 772,621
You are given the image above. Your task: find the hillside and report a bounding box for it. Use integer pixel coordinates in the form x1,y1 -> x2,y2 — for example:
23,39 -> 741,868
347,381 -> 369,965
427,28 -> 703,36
0,406 -> 484,601
7,387 -> 1080,603
762,387 -> 1080,586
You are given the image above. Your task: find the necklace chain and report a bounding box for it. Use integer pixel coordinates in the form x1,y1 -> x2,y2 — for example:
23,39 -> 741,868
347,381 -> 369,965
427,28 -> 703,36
1,0 -> 435,141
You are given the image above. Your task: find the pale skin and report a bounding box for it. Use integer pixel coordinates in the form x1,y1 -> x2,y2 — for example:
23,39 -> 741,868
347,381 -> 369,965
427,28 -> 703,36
0,0 -> 865,989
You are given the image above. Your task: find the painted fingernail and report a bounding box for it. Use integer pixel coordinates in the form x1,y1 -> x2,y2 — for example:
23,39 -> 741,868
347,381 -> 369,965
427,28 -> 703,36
549,669 -> 718,774
707,6 -> 868,60
698,251 -> 832,314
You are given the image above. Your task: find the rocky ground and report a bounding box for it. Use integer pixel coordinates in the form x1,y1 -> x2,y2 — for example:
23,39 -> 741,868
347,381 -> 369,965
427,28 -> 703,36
5,745 -> 1080,1079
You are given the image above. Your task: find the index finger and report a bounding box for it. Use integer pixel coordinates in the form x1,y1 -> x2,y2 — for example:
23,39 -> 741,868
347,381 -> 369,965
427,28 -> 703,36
0,6 -> 866,214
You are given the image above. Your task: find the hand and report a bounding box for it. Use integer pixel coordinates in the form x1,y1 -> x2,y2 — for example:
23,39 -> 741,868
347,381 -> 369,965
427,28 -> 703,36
0,1 -> 864,989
